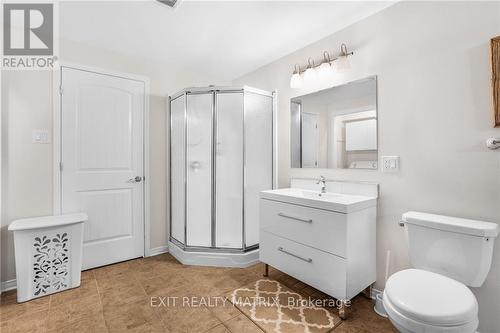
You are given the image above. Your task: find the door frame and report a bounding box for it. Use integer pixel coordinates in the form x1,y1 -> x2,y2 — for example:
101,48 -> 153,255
52,62 -> 152,258
301,112 -> 319,168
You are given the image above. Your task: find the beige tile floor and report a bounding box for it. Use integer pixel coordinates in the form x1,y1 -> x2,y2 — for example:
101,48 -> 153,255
0,254 -> 396,333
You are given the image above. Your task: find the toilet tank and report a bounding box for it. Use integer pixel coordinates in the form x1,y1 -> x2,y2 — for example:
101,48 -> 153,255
402,211 -> 499,287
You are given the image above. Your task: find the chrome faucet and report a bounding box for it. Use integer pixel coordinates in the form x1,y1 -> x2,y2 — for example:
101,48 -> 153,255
316,176 -> 327,193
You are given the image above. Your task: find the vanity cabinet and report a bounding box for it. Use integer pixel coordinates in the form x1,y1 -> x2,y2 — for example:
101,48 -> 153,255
259,188 -> 377,319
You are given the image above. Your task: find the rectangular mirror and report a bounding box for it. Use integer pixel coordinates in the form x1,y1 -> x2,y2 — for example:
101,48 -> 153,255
290,76 -> 378,169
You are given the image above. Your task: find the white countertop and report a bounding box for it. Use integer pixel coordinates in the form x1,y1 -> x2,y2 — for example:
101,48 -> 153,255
260,188 -> 377,213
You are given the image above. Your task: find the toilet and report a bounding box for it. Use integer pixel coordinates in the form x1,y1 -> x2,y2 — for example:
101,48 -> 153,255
383,211 -> 499,333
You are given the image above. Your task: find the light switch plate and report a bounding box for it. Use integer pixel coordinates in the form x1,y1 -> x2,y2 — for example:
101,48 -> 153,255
32,130 -> 50,144
382,156 -> 400,172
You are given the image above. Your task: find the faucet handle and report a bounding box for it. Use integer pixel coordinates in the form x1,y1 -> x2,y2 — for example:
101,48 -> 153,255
316,176 -> 326,184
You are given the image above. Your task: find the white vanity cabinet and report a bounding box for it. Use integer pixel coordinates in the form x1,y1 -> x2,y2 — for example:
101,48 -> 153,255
259,183 -> 377,318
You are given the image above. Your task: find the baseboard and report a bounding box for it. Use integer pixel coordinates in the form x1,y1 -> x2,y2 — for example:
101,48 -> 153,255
146,245 -> 169,257
371,287 -> 382,300
1,279 -> 17,292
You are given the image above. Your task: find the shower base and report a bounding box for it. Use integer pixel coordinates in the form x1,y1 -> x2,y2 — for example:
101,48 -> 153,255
168,241 -> 260,268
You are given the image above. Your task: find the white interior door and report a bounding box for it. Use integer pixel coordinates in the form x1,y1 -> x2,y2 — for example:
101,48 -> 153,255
61,67 -> 145,270
301,112 -> 319,168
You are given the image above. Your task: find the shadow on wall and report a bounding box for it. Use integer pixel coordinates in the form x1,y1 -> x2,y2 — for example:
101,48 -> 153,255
472,242 -> 500,331
1,225 -> 16,287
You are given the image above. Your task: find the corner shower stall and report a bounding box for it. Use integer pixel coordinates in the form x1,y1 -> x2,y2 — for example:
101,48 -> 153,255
169,86 -> 274,266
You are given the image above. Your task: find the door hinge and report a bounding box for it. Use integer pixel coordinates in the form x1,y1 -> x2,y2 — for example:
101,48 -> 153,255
59,161 -> 63,171
59,85 -> 63,95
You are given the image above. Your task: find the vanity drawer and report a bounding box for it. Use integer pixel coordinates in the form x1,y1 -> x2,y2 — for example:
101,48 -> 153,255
260,199 -> 347,257
260,231 -> 347,299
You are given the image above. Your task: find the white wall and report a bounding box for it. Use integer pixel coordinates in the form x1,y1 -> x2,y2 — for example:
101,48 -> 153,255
0,38 -> 227,283
233,2 -> 500,332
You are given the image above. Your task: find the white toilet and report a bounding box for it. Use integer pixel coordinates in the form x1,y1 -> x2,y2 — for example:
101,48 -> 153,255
383,211 -> 499,333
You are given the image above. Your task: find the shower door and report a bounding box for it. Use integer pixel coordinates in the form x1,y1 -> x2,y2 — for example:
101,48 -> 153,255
169,86 -> 274,252
186,93 -> 213,247
244,92 -> 273,248
170,95 -> 186,244
215,92 -> 243,248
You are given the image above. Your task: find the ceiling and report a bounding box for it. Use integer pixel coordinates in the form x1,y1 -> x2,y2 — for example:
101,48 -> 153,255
60,1 -> 394,82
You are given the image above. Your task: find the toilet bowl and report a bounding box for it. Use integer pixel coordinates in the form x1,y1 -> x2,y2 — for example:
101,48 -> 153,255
384,212 -> 498,333
383,269 -> 478,333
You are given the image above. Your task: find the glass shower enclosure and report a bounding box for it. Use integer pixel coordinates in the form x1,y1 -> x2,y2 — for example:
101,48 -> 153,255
170,86 -> 274,253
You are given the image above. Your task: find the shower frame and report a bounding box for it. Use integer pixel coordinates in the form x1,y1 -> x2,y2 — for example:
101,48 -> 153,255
168,86 -> 275,254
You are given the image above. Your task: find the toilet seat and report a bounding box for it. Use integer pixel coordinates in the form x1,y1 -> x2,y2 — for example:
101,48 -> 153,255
383,269 -> 478,333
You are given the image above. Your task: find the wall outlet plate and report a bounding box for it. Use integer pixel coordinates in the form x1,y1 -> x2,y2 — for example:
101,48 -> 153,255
382,156 -> 400,172
32,130 -> 50,144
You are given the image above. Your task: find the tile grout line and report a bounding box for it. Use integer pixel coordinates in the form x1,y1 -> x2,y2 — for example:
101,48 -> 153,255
46,291 -> 52,333
93,269 -> 110,333
201,308 -> 225,333
223,292 -> 266,333
330,321 -> 344,332
132,260 -> 169,331
216,322 -> 236,333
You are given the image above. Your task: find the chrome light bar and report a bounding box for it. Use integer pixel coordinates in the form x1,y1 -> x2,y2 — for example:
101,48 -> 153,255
157,0 -> 182,9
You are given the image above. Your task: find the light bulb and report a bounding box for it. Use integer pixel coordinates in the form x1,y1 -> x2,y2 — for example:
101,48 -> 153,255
303,67 -> 317,86
334,56 -> 350,72
317,62 -> 334,85
290,72 -> 303,89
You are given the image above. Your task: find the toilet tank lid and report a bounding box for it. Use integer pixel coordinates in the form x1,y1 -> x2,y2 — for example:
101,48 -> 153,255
9,213 -> 88,231
402,211 -> 499,238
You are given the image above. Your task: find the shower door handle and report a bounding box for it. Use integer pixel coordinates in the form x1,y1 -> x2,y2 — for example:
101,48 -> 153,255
190,161 -> 201,171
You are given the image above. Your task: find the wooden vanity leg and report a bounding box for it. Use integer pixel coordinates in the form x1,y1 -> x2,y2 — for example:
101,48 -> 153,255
263,264 -> 269,277
363,284 -> 373,299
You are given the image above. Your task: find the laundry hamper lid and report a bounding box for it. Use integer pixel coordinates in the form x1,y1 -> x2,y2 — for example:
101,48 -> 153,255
9,213 -> 88,231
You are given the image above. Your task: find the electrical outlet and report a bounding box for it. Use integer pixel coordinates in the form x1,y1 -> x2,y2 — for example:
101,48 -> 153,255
382,156 -> 400,172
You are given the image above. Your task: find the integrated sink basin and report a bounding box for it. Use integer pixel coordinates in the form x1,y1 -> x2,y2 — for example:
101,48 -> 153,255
260,188 -> 377,213
297,190 -> 340,200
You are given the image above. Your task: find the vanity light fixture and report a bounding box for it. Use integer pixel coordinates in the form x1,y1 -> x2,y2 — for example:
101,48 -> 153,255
318,51 -> 335,83
289,43 -> 354,88
334,44 -> 352,71
290,64 -> 303,89
157,0 -> 182,8
303,58 -> 318,86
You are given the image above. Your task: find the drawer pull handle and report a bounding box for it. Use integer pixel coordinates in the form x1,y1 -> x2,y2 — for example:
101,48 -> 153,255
278,247 -> 313,263
277,213 -> 312,223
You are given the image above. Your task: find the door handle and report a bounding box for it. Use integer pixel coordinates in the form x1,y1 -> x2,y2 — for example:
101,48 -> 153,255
128,176 -> 143,183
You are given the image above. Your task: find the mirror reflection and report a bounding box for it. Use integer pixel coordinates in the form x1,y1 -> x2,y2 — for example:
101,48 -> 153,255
290,76 -> 377,169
